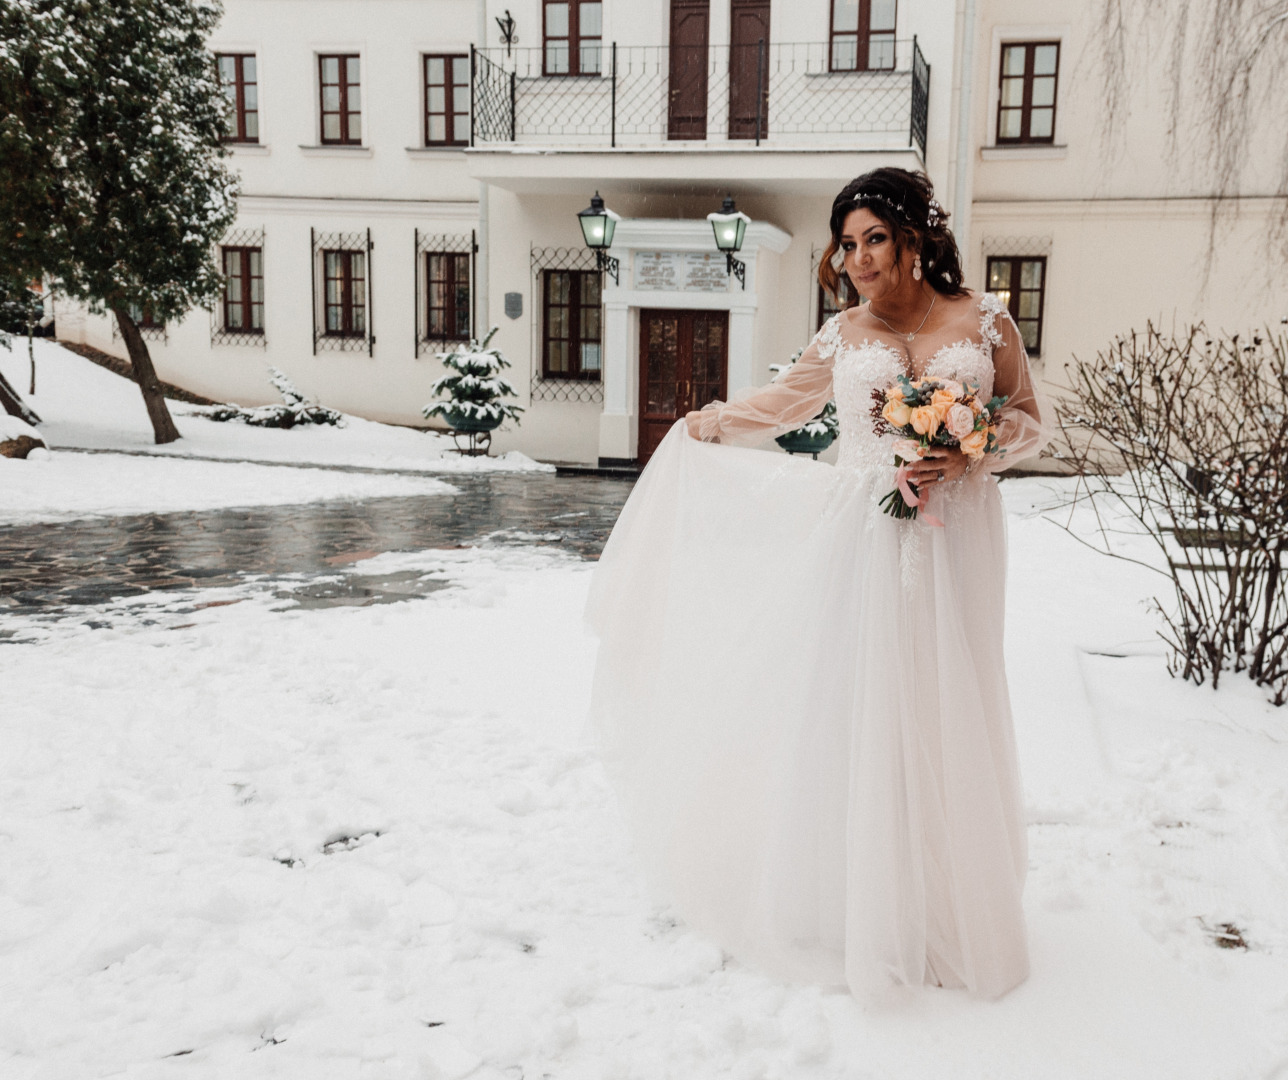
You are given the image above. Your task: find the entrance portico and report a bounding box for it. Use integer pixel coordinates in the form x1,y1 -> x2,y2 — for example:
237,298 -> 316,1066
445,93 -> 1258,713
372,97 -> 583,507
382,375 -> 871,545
596,217 -> 791,464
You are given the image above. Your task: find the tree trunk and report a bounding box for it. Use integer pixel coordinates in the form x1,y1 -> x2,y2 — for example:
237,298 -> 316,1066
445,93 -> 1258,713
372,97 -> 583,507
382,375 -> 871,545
111,304 -> 180,444
27,310 -> 36,395
0,368 -> 41,424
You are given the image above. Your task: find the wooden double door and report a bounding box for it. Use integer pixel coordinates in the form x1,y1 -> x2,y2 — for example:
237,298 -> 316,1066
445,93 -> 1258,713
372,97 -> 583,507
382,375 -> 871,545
667,0 -> 769,141
638,308 -> 729,464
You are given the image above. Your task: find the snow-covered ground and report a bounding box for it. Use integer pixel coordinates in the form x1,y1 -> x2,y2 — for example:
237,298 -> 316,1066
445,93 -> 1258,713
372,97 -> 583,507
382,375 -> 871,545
2,481 -> 1286,1079
0,338 -> 551,475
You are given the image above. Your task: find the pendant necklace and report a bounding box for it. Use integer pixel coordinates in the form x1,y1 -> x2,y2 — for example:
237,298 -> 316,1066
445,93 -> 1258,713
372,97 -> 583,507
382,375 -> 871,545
868,293 -> 936,344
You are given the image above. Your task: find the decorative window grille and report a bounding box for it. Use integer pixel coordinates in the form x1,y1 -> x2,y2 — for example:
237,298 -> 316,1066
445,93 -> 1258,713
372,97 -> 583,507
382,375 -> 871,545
415,229 -> 476,357
216,53 -> 259,143
529,245 -> 604,403
212,226 -> 267,347
319,54 -> 362,144
986,254 -> 1048,355
424,55 -> 470,146
543,0 -> 603,76
311,228 -> 373,355
111,304 -> 167,343
830,0 -> 897,72
996,41 -> 1059,144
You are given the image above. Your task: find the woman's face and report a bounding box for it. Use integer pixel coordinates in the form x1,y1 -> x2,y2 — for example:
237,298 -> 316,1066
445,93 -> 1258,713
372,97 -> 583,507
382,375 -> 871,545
838,206 -> 914,303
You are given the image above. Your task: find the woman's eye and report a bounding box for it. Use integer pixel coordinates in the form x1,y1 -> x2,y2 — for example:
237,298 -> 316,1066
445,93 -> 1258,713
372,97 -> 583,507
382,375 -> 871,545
868,233 -> 887,244
841,242 -> 855,252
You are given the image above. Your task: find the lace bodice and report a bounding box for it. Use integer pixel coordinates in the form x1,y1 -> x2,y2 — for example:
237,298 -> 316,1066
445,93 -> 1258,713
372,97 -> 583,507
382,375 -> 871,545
695,292 -> 1047,475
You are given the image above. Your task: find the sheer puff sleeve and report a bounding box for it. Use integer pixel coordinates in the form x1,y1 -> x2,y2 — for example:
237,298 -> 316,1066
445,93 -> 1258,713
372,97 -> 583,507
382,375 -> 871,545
687,317 -> 839,447
978,294 -> 1051,472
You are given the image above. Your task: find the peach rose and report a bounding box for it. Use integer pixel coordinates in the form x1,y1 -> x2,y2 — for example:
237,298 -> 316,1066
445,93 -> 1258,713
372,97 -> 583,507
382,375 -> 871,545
969,396 -> 984,415
882,398 -> 913,427
909,405 -> 941,436
959,427 -> 989,457
892,437 -> 924,463
941,379 -> 965,398
945,403 -> 976,440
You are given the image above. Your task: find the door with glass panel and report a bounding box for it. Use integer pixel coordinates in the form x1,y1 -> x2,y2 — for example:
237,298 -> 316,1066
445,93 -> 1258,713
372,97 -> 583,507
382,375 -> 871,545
638,309 -> 728,463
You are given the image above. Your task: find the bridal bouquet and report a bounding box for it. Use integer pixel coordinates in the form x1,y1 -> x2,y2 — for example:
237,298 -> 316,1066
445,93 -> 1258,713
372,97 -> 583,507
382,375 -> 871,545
870,376 -> 1008,521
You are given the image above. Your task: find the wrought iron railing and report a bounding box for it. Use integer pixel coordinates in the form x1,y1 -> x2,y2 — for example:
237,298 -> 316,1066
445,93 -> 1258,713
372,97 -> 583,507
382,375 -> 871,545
472,38 -> 929,157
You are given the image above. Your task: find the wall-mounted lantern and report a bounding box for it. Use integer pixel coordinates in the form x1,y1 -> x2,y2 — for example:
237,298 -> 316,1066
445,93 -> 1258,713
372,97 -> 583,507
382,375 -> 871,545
707,195 -> 750,290
577,191 -> 621,286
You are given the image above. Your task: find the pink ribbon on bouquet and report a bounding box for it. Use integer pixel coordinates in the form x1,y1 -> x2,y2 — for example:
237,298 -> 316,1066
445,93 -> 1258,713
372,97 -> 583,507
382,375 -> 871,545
895,462 -> 945,527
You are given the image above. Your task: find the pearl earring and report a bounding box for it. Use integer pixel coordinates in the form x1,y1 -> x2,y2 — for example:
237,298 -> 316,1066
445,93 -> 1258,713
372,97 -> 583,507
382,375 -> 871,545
913,255 -> 923,281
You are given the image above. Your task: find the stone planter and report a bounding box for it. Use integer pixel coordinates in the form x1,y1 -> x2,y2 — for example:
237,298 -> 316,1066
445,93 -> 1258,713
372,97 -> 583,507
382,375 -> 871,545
775,429 -> 836,458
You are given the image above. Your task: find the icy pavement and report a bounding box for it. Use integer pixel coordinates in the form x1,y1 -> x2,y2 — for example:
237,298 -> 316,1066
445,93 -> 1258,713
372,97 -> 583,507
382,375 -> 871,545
0,473 -> 632,616
1,479 -> 1287,1079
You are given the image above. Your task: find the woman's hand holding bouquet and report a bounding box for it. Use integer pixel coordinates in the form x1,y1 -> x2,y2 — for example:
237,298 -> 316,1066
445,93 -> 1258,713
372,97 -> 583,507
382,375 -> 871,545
870,377 -> 1008,523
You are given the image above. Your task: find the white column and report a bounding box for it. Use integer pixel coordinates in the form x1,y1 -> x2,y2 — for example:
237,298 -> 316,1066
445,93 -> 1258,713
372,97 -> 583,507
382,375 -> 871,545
599,298 -> 634,461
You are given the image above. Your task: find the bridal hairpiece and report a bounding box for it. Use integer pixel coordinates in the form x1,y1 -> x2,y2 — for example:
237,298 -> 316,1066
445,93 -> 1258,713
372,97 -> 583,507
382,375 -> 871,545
855,191 -> 946,231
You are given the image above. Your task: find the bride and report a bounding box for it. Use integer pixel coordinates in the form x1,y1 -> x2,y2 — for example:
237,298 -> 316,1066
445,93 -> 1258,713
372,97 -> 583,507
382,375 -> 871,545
586,168 -> 1048,1000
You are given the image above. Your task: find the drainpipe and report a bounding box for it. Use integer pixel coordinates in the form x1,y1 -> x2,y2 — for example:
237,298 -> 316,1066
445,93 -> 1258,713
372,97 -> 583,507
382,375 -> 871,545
475,0 -> 491,336
952,0 -> 976,282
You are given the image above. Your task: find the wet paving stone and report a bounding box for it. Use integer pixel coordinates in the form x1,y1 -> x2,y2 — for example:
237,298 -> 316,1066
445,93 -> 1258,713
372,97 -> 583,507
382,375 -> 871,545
0,473 -> 634,616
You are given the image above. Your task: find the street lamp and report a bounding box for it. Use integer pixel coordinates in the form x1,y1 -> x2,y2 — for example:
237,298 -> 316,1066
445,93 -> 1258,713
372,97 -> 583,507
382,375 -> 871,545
707,195 -> 750,289
577,191 -> 621,286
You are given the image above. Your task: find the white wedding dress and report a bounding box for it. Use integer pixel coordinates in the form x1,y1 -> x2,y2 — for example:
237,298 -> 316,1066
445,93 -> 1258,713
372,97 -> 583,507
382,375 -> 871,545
587,292 -> 1049,1000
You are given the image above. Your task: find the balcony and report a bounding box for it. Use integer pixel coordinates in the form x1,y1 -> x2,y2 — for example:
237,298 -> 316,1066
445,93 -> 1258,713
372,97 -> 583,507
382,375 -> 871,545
469,38 -> 929,159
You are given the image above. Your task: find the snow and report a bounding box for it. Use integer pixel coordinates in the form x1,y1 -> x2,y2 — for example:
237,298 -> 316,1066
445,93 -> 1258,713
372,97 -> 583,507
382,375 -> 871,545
0,414 -> 43,443
2,485 -> 1286,1078
0,452 -> 454,525
0,338 -> 553,475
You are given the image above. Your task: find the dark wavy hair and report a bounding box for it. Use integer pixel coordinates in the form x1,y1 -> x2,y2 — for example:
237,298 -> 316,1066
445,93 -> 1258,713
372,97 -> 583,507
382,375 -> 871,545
818,167 -> 967,307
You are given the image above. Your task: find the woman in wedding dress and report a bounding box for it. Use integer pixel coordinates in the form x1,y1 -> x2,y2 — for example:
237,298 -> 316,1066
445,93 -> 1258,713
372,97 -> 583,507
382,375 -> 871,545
586,168 -> 1049,1000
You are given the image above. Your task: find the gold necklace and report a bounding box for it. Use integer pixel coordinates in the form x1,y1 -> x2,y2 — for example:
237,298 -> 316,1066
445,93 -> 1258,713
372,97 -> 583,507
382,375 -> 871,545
867,293 -> 936,344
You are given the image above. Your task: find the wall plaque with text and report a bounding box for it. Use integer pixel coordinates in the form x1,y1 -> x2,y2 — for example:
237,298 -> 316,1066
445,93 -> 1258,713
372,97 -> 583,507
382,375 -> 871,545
634,251 -> 729,293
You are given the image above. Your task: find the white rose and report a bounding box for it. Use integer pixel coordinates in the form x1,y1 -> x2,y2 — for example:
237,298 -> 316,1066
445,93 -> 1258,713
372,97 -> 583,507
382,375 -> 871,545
945,403 -> 976,440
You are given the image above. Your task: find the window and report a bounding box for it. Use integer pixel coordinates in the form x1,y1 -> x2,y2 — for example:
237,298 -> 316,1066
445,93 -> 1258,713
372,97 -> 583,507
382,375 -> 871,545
221,246 -> 264,333
830,0 -> 896,72
997,42 -> 1059,144
128,301 -> 161,329
986,256 -> 1046,354
426,252 -> 471,340
323,249 -> 367,336
817,279 -> 853,330
542,269 -> 601,379
543,0 -> 603,76
319,54 -> 361,144
424,55 -> 469,146
216,54 -> 259,143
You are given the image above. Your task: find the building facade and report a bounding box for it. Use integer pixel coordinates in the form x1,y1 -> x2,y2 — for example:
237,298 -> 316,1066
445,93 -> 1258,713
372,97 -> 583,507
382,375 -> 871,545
55,0 -> 1288,467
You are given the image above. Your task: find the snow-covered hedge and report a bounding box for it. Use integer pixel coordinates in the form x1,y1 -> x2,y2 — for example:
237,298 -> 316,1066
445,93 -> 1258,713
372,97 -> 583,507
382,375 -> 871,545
191,368 -> 344,429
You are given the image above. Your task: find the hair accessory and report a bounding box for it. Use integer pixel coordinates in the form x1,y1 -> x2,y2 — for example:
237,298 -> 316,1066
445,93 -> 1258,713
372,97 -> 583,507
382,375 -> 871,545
853,191 -> 908,220
927,198 -> 944,228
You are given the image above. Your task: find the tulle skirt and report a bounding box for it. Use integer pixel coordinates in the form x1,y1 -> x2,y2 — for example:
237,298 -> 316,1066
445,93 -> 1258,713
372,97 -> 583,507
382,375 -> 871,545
586,423 -> 1030,999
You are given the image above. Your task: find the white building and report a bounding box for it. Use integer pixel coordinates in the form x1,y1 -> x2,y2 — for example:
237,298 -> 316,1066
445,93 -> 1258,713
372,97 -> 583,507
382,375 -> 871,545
56,0 -> 1288,467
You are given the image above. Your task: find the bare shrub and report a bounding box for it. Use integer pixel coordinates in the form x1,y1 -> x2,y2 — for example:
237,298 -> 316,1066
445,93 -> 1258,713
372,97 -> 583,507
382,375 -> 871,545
1055,324 -> 1288,704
